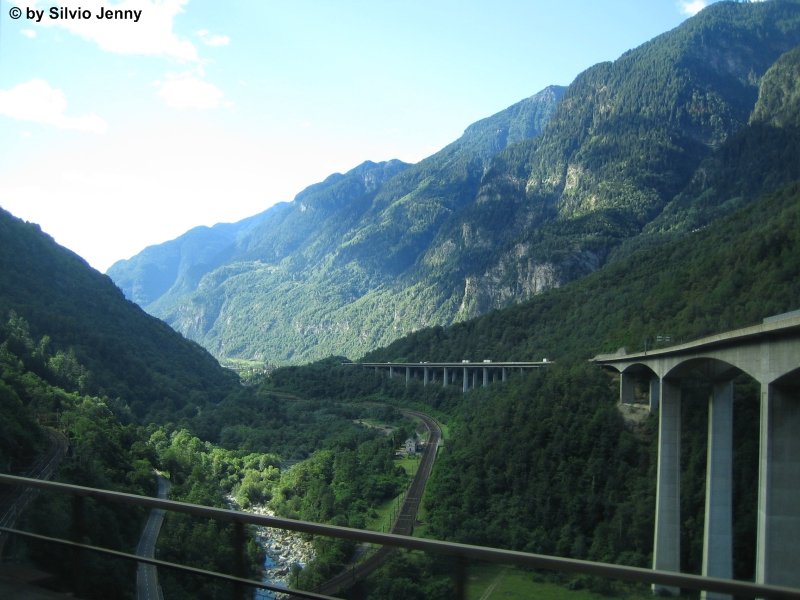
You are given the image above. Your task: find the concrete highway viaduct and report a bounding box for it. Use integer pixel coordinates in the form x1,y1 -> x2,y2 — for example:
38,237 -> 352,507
592,311 -> 800,598
351,360 -> 551,392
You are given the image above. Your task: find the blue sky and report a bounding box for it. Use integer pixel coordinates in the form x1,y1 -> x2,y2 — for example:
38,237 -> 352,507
1,0 -> 722,271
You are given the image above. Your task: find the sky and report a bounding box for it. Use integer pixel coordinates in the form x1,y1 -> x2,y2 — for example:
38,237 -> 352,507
0,0 -> 726,272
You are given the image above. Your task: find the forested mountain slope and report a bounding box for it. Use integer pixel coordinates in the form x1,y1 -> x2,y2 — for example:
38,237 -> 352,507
109,1 -> 800,366
0,208 -> 238,420
638,42 -> 800,238
106,209 -> 275,308
362,36 -> 800,364
0,208 -> 240,596
365,180 -> 800,364
429,0 -> 800,315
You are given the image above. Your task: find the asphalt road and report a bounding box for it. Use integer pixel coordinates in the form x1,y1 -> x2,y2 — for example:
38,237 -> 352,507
136,475 -> 171,600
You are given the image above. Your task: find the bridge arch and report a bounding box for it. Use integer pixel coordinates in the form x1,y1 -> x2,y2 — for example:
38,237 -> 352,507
615,363 -> 660,410
618,362 -> 658,376
772,364 -> 800,387
662,356 -> 746,384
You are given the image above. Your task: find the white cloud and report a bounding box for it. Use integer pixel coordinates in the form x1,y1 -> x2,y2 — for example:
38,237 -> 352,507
679,0 -> 765,17
678,0 -> 709,16
156,74 -> 225,109
0,79 -> 107,134
14,1 -> 231,115
21,29 -> 37,39
19,0 -> 197,61
196,29 -> 230,47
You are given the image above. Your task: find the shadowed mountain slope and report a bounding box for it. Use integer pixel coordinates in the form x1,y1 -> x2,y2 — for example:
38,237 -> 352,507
0,208 -> 238,419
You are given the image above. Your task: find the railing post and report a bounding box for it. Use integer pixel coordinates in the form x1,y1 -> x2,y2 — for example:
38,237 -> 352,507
232,521 -> 245,600
72,495 -> 86,597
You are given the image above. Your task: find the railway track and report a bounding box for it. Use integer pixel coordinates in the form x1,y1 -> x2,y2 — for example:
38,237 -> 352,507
312,409 -> 442,596
0,429 -> 68,555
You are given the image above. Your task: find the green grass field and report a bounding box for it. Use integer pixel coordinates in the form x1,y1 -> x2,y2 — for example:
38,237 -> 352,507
365,455 -> 419,532
465,563 -> 652,600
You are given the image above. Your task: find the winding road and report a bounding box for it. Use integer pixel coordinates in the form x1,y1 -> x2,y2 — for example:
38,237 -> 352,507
314,409 -> 442,596
136,475 -> 171,600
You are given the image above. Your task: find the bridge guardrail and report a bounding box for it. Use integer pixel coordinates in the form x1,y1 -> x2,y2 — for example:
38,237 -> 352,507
0,430 -> 67,555
1,473 -> 799,600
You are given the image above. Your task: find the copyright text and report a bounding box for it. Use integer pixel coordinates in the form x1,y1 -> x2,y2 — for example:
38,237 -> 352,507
10,6 -> 143,23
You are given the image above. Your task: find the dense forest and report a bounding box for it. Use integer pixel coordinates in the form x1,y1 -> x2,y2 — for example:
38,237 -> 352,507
0,208 -> 239,421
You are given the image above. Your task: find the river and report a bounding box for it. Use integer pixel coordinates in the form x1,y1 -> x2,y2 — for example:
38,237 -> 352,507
248,506 -> 315,599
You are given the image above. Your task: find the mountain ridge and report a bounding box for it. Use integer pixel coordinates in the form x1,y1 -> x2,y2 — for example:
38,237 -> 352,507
108,0 -> 800,365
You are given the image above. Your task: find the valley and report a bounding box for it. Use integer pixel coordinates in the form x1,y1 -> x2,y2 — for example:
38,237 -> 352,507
2,1 -> 800,599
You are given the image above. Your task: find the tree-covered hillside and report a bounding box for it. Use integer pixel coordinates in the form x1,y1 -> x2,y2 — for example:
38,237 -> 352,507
638,42 -> 800,240
364,180 -> 800,364
432,0 -> 800,315
365,27 -> 800,363
0,208 -> 238,420
108,1 -> 800,368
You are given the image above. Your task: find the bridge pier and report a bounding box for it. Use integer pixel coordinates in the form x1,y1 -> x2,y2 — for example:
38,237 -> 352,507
620,372 -> 636,404
652,377 -> 735,599
649,377 -> 660,414
756,382 -> 800,588
632,371 -> 799,596
702,380 -> 733,600
653,378 -> 681,596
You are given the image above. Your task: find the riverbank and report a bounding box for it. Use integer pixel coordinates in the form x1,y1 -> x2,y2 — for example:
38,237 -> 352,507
225,496 -> 315,594
253,506 -> 315,586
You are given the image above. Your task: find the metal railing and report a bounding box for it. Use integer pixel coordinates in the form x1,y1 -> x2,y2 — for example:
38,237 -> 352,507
1,473 -> 799,600
0,431 -> 67,556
